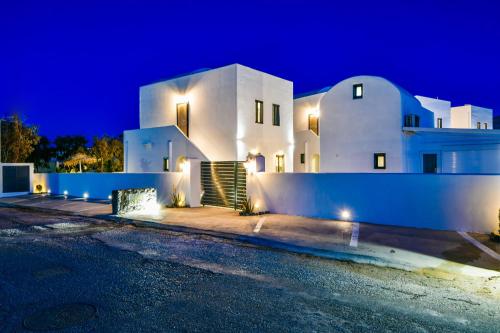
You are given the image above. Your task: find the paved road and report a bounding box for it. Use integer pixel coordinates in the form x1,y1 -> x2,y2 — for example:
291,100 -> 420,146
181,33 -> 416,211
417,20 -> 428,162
0,207 -> 499,332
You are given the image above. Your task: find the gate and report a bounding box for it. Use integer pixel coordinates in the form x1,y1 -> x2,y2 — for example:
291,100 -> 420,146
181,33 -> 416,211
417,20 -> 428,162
2,165 -> 30,193
200,161 -> 246,209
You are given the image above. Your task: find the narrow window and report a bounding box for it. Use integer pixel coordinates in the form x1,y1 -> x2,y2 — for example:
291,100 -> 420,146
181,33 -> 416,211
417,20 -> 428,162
437,118 -> 442,128
163,157 -> 169,171
414,115 -> 420,127
404,114 -> 420,127
353,84 -> 363,99
276,155 -> 285,173
300,153 -> 305,164
374,153 -> 386,170
308,114 -> 319,135
272,104 -> 280,126
255,100 -> 264,124
176,103 -> 189,137
477,122 -> 481,129
484,123 -> 488,129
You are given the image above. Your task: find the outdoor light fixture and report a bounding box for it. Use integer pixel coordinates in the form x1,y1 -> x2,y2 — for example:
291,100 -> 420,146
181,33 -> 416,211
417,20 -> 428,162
108,195 -> 112,200
340,209 -> 351,220
47,189 -> 51,194
83,192 -> 89,199
63,190 -> 68,196
308,108 -> 320,117
181,160 -> 190,173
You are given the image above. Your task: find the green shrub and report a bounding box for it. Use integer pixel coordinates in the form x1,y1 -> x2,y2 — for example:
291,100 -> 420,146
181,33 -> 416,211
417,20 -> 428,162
169,186 -> 185,208
240,196 -> 255,215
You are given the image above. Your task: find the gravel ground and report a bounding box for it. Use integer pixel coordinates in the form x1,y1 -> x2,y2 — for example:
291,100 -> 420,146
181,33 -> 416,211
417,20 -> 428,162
0,207 -> 499,332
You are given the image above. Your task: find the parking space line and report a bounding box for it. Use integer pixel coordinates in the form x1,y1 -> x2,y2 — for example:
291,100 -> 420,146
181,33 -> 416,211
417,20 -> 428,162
458,231 -> 500,261
253,217 -> 266,233
349,222 -> 360,247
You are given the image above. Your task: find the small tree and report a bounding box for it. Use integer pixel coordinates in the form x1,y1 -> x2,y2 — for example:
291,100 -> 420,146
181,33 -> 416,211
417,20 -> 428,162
1,114 -> 40,163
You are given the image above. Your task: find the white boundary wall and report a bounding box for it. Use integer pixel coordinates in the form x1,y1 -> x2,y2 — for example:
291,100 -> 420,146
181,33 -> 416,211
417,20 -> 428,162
32,171 -> 200,206
247,173 -> 500,232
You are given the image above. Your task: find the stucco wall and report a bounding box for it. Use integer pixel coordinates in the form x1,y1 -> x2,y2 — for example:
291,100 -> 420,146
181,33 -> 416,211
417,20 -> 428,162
235,65 -> 294,172
415,96 -> 451,128
247,173 -> 500,232
32,172 -> 186,205
451,105 -> 493,129
124,126 -> 207,173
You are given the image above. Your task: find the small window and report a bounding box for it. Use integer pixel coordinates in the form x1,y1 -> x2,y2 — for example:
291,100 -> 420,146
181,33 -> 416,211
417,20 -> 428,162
404,114 -> 420,127
276,155 -> 285,173
353,83 -> 363,99
300,153 -> 305,164
255,100 -> 264,124
272,104 -> 280,126
163,157 -> 169,171
308,114 -> 319,135
437,118 -> 442,128
484,123 -> 488,129
374,153 -> 386,170
477,122 -> 481,129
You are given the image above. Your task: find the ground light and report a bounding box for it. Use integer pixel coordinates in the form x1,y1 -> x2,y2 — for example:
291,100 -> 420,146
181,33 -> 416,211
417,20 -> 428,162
108,195 -> 112,200
47,189 -> 51,194
83,192 -> 89,199
63,190 -> 68,196
340,209 -> 351,220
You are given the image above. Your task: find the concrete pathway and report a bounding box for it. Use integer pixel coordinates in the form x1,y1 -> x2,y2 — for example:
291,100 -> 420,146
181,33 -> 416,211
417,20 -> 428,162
1,194 -> 499,277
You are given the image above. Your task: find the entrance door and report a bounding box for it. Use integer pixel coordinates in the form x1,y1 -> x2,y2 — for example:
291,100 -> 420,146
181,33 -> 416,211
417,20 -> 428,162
176,103 -> 189,137
423,154 -> 437,173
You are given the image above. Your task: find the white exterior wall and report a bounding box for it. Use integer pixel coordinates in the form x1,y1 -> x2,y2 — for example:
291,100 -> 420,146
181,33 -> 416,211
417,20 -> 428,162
403,128 -> 500,174
451,104 -> 493,129
293,93 -> 324,172
415,96 -> 450,128
136,64 -> 293,172
124,126 -> 207,173
235,65 -> 294,172
139,65 -> 238,161
319,76 -> 433,173
247,172 -> 500,232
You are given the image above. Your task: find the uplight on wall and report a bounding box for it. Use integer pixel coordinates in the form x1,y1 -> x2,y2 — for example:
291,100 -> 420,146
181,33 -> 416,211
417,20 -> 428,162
181,160 -> 190,174
63,190 -> 68,196
175,94 -> 191,104
108,195 -> 112,200
308,108 -> 320,117
340,209 -> 352,221
83,192 -> 89,199
47,189 -> 51,195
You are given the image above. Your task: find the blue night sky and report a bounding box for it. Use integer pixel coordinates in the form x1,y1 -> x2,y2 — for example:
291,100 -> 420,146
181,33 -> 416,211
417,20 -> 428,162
1,0 -> 499,139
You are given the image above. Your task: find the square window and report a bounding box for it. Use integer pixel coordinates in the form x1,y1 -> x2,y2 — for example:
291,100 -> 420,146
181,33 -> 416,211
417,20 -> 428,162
300,153 -> 305,164
255,100 -> 264,124
272,104 -> 280,126
353,84 -> 363,99
374,153 -> 386,169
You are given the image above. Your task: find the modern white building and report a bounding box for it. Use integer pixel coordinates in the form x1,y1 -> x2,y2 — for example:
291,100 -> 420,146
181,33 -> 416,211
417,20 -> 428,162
124,64 -> 294,173
293,76 -> 499,174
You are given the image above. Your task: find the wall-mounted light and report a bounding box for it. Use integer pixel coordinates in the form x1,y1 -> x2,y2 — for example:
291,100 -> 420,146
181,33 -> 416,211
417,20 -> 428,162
308,108 -> 320,117
175,94 -> 190,104
181,160 -> 190,174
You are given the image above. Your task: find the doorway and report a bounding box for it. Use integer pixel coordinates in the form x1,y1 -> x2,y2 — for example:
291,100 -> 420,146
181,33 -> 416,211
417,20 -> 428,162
423,154 -> 437,173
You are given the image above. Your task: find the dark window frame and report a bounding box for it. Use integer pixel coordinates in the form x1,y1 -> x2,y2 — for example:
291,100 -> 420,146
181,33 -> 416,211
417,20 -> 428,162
437,118 -> 442,128
300,153 -> 305,164
374,153 -> 386,170
404,114 -> 420,128
353,83 -> 363,99
163,157 -> 169,172
255,100 -> 264,124
272,104 -> 280,126
276,154 -> 285,173
308,114 -> 319,135
176,102 -> 190,137
476,122 -> 481,129
484,123 -> 488,129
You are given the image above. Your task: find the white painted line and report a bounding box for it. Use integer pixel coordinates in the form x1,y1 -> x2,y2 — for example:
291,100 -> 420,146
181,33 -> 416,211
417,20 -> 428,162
349,222 -> 360,247
458,231 -> 500,261
253,217 -> 266,233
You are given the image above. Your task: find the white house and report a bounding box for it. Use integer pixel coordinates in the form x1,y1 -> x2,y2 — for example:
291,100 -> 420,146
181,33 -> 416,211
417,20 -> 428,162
124,64 -> 294,173
293,75 -> 499,174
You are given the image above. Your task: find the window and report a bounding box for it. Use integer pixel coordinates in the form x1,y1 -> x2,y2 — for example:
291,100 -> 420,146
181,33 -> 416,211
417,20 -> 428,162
477,122 -> 481,129
163,157 -> 169,171
176,102 -> 189,137
404,114 -> 420,127
308,114 -> 319,135
272,104 -> 280,126
276,155 -> 285,173
484,123 -> 488,129
255,100 -> 264,124
437,118 -> 442,128
353,83 -> 363,99
374,153 -> 386,170
300,153 -> 305,164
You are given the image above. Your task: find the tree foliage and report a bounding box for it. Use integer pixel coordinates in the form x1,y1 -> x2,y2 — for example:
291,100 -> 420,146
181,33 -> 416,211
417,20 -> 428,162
91,135 -> 123,172
54,135 -> 88,161
1,114 -> 40,163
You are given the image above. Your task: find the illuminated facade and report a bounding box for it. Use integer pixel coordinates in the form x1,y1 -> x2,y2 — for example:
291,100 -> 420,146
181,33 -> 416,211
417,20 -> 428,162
124,64 -> 294,173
